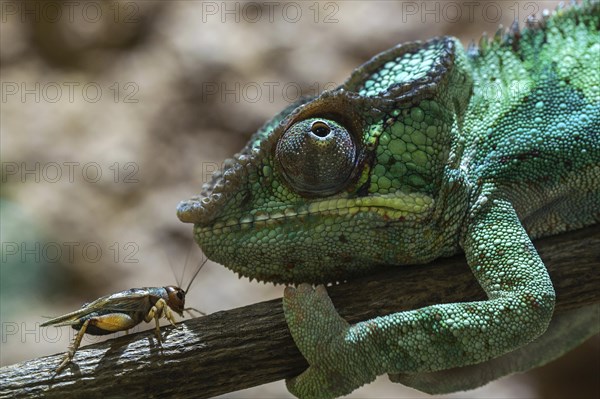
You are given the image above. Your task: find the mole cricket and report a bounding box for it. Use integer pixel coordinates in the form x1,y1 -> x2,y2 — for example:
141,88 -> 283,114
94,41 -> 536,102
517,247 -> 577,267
41,257 -> 208,373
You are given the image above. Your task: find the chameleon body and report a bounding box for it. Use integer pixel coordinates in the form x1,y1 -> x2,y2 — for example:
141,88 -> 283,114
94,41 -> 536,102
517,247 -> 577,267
178,2 -> 599,397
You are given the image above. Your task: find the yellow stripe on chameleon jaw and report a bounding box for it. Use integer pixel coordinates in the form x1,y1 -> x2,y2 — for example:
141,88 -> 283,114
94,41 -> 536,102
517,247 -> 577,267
207,192 -> 434,232
308,192 -> 434,214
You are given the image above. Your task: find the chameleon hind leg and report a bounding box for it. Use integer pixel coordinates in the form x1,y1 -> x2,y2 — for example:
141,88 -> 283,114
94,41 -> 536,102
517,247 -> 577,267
389,304 -> 600,394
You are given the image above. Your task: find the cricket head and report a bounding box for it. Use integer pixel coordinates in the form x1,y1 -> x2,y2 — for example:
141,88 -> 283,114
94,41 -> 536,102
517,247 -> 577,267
178,38 -> 472,284
165,286 -> 186,317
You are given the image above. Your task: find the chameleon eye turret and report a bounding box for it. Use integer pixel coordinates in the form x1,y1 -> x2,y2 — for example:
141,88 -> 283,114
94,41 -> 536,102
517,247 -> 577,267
276,118 -> 357,196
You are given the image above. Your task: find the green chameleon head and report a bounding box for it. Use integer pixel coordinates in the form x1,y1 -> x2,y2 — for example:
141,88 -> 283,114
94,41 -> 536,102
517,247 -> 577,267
178,38 -> 472,284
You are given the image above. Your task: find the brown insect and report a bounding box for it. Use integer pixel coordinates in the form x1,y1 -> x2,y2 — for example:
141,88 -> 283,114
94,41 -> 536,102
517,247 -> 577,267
41,259 -> 207,372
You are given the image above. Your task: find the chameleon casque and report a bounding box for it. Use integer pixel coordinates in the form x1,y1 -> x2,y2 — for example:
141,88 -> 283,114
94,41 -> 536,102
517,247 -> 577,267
178,2 -> 599,398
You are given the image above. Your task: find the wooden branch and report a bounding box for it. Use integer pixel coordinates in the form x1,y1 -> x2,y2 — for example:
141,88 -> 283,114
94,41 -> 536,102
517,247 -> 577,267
1,225 -> 599,399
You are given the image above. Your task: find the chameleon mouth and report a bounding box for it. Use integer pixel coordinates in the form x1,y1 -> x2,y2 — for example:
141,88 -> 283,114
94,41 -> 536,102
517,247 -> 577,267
190,190 -> 436,285
193,192 -> 434,233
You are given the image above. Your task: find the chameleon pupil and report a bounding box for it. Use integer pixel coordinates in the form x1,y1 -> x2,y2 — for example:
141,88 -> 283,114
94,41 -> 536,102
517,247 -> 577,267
311,121 -> 331,138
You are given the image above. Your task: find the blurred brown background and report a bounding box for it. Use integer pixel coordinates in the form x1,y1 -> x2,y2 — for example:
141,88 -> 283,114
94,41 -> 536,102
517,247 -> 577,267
1,1 -> 598,398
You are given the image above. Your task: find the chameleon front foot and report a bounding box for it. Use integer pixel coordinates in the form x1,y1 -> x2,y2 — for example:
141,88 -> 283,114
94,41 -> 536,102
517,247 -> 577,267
283,284 -> 375,399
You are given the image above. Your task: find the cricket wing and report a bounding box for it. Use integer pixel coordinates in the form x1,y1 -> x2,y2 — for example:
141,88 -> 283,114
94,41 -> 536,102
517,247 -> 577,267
40,294 -> 113,327
41,289 -> 154,327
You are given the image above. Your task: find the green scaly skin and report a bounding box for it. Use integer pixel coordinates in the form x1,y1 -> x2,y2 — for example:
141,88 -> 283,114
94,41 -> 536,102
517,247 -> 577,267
178,2 -> 599,397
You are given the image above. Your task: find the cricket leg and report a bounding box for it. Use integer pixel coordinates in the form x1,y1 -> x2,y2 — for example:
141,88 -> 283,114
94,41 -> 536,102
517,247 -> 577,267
145,299 -> 167,343
184,307 -> 206,317
162,304 -> 178,327
56,313 -> 138,373
57,319 -> 90,373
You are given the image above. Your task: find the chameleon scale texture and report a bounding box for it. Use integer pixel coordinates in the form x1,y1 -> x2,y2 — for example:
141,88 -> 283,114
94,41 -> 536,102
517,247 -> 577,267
178,2 -> 599,397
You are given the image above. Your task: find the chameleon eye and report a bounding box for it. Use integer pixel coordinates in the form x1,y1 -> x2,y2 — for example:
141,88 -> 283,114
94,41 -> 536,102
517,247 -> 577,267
310,121 -> 331,137
276,118 -> 357,196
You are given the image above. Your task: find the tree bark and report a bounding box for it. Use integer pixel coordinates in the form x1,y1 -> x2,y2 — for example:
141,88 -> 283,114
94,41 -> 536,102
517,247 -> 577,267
1,225 -> 598,399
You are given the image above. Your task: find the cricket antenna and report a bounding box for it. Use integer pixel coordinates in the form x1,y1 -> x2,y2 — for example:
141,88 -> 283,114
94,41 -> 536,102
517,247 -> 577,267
166,252 -> 181,288
162,241 -> 190,288
179,244 -> 194,290
185,257 -> 209,294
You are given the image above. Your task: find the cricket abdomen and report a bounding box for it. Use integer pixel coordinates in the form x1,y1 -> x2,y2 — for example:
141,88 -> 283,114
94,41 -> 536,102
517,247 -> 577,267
71,311 -> 145,335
